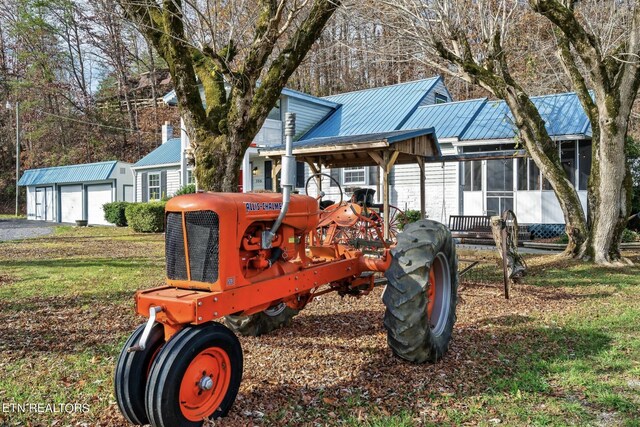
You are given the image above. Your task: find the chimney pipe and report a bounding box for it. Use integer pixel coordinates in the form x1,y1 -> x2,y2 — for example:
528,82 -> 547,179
161,121 -> 173,144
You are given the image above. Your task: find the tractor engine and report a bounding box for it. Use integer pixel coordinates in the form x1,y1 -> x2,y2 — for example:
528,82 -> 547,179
164,191 -> 319,292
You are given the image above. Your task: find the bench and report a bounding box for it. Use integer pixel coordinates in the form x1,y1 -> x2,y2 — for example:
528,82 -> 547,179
448,215 -> 493,242
448,215 -> 532,245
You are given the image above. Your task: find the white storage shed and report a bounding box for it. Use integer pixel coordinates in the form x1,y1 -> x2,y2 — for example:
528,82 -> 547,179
18,161 -> 134,225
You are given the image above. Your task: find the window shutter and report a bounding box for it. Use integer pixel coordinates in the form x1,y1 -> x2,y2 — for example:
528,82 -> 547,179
388,168 -> 395,186
368,166 -> 378,185
161,170 -> 168,198
264,161 -> 273,191
141,172 -> 148,202
296,162 -> 305,188
330,168 -> 341,187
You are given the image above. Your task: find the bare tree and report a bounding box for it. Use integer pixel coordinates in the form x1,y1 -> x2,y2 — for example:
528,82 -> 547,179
375,0 -> 639,264
529,0 -> 639,263
117,0 -> 341,192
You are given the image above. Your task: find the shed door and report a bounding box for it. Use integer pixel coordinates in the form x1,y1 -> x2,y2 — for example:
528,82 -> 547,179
35,187 -> 54,221
87,184 -> 113,225
60,185 -> 83,223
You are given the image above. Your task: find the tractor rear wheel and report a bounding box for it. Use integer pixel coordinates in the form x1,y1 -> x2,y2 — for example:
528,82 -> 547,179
114,322 -> 165,425
382,219 -> 458,363
224,302 -> 299,337
145,323 -> 242,427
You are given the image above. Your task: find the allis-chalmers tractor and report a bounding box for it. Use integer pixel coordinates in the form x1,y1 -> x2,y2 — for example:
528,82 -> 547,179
115,114 -> 459,427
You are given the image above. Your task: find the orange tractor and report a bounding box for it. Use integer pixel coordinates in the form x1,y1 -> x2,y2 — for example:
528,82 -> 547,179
115,114 -> 459,427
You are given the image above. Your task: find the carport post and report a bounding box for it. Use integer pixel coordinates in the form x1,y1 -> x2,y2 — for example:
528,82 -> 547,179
417,156 -> 426,219
305,157 -> 322,192
382,150 -> 400,241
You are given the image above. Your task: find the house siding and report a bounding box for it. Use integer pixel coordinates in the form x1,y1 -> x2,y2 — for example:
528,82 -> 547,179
287,97 -> 334,140
299,144 -> 459,224
135,166 -> 181,201
420,79 -> 452,106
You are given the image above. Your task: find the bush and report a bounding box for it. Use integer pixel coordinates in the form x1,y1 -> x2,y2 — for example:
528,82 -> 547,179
125,202 -> 166,233
622,228 -> 640,243
103,202 -> 130,227
397,209 -> 423,230
173,184 -> 196,197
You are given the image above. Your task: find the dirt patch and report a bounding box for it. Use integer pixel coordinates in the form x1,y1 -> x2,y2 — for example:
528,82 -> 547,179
0,274 -> 14,286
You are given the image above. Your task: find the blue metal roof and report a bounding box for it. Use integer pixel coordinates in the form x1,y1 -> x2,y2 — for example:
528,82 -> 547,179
263,128 -> 438,152
162,86 -> 339,109
134,138 -> 181,168
302,77 -> 441,139
401,98 -> 487,139
18,161 -> 117,186
460,92 -> 590,141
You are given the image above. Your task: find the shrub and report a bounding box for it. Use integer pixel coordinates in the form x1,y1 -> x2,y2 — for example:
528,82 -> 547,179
103,202 -> 130,227
622,228 -> 640,243
173,184 -> 196,197
125,202 -> 166,233
397,209 -> 422,230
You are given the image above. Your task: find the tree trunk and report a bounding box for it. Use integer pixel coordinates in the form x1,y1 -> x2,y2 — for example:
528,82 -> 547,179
585,107 -> 632,264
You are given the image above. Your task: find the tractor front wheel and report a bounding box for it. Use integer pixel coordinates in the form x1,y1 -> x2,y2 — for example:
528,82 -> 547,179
145,323 -> 242,426
382,219 -> 458,363
115,322 -> 165,425
224,302 -> 299,337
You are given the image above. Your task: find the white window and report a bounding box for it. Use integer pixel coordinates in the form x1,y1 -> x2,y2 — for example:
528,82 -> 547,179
148,173 -> 161,200
187,169 -> 195,184
343,167 -> 366,185
434,92 -> 448,104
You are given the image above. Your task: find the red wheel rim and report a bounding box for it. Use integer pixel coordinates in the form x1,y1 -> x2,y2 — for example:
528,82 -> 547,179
427,267 -> 436,322
179,347 -> 231,422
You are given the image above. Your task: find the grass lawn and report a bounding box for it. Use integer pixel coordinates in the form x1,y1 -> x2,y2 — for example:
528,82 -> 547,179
0,214 -> 26,219
0,226 -> 638,426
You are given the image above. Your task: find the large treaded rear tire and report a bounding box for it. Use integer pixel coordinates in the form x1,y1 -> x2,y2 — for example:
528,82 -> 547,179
382,219 -> 458,363
224,303 -> 299,337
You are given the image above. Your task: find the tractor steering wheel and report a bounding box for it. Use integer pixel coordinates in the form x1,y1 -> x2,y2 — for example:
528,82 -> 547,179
304,173 -> 343,209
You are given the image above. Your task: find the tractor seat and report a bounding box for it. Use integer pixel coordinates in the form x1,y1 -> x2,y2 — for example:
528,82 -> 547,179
319,200 -> 335,210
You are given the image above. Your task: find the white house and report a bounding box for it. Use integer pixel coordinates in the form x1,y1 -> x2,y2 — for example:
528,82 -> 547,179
18,161 -> 134,225
132,76 -> 592,236
259,78 -> 591,237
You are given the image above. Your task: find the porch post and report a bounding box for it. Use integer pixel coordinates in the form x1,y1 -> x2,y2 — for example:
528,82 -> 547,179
417,156 -> 426,219
242,150 -> 251,193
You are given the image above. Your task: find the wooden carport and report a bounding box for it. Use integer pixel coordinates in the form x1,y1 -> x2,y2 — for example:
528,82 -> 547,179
259,128 -> 441,240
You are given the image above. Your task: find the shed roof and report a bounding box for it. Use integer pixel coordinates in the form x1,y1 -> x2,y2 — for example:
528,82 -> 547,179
302,77 -> 441,139
133,138 -> 181,168
401,98 -> 487,139
18,161 -> 118,186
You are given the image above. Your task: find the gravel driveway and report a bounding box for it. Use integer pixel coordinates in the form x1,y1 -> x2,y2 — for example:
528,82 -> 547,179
0,219 -> 57,241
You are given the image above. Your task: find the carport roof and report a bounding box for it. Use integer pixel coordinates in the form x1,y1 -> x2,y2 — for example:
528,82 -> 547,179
18,161 -> 118,186
260,128 -> 440,168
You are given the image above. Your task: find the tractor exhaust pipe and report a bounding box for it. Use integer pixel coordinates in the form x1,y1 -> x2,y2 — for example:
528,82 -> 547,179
263,113 -> 296,248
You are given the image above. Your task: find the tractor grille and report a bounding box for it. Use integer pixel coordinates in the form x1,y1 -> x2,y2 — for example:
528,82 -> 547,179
185,211 -> 219,283
166,212 -> 188,280
165,211 -> 219,283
